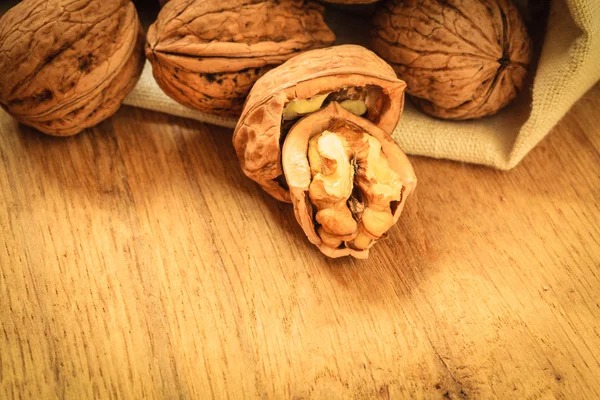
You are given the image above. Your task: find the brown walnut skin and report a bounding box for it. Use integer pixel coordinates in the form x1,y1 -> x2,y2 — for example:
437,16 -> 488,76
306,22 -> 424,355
371,0 -> 532,120
145,0 -> 335,117
233,45 -> 407,202
0,0 -> 145,136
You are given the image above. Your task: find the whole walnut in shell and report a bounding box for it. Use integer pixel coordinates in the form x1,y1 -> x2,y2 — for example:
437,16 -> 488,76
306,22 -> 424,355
146,0 -> 335,117
0,0 -> 145,136
371,0 -> 532,120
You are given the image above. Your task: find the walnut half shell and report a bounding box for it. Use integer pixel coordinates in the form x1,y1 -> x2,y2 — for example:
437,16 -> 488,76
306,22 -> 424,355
234,45 -> 407,202
146,0 -> 335,117
0,0 -> 145,136
282,103 -> 416,258
371,0 -> 532,120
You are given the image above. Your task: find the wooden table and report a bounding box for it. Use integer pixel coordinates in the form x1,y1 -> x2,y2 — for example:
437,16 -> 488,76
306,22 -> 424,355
1,82 -> 599,399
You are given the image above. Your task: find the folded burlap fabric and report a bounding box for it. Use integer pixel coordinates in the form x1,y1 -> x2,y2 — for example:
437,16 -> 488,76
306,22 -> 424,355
123,0 -> 600,169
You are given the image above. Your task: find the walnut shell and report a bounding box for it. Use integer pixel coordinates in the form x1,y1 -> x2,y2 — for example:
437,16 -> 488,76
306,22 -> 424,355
371,0 -> 532,120
233,44 -> 407,202
281,102 -> 416,259
0,0 -> 145,136
145,0 -> 335,117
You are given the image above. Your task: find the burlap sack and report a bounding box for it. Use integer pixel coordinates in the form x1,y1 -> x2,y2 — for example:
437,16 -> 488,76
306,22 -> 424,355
124,0 -> 600,169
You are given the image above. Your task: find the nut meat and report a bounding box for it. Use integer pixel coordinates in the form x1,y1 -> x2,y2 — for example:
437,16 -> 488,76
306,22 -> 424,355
234,45 -> 416,258
371,0 -> 532,120
0,0 -> 145,136
146,0 -> 335,117
282,103 -> 416,258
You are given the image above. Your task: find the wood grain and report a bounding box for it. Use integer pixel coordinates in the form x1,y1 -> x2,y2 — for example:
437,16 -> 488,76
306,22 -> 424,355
1,83 -> 599,399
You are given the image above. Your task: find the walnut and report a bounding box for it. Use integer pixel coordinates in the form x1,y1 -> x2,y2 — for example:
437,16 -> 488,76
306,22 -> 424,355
0,0 -> 145,136
146,0 -> 335,117
233,45 -> 416,258
371,0 -> 532,120
234,45 -> 408,202
283,103 -> 416,258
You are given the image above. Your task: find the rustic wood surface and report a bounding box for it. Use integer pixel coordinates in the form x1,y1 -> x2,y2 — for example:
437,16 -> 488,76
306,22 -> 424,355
1,81 -> 599,399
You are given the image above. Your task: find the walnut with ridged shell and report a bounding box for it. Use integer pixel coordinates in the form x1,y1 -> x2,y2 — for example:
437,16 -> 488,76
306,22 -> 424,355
371,0 -> 532,120
234,45 -> 416,258
0,0 -> 145,136
146,0 -> 335,117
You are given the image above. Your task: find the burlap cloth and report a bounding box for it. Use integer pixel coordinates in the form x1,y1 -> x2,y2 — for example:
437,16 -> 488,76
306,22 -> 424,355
123,0 -> 600,169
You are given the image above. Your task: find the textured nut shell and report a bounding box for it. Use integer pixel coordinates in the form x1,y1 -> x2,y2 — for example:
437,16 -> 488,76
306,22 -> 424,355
146,0 -> 335,117
371,0 -> 532,120
233,45 -> 407,202
0,0 -> 145,136
282,103 -> 416,258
